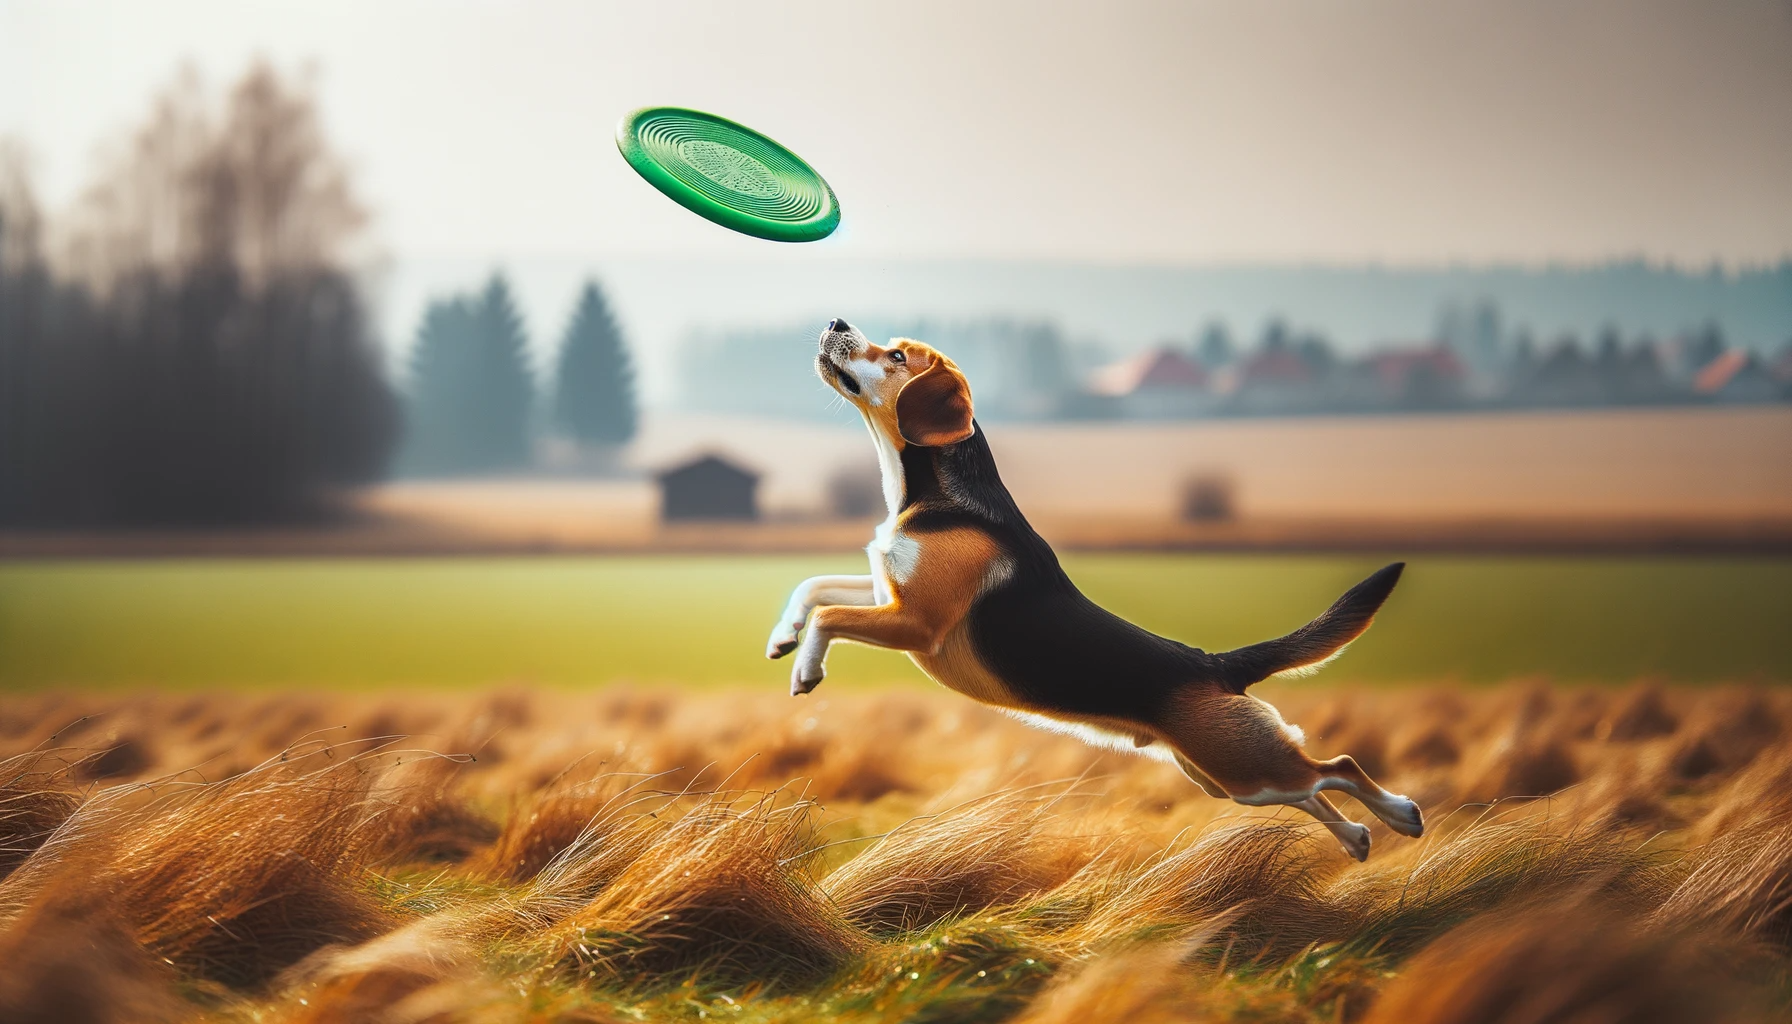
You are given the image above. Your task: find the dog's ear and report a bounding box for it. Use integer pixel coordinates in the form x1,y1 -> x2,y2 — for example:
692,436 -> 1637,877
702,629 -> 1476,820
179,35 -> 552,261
896,356 -> 974,446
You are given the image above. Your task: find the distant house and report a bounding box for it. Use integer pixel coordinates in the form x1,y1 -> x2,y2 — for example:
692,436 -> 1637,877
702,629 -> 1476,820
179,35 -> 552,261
1363,346 -> 1467,407
1090,347 -> 1209,395
1607,345 -> 1672,404
656,454 -> 760,521
1088,347 -> 1211,418
1228,346 -> 1321,414
1366,347 -> 1464,390
1526,341 -> 1604,406
1693,350 -> 1782,404
1238,348 -> 1313,388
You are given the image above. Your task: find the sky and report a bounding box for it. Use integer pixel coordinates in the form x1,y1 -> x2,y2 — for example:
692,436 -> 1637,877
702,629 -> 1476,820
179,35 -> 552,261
2,1 -> 1789,394
4,0 -> 1790,267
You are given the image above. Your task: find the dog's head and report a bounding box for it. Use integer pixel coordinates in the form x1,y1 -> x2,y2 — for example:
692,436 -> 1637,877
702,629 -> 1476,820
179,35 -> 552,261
816,318 -> 974,448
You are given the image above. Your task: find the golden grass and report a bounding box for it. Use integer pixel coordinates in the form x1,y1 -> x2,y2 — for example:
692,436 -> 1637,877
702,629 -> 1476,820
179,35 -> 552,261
0,682 -> 1789,1022
1363,905 -> 1763,1024
819,789 -> 1104,936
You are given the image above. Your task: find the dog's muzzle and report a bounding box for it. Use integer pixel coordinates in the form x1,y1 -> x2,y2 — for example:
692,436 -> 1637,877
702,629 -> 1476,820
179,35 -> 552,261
818,321 -> 865,395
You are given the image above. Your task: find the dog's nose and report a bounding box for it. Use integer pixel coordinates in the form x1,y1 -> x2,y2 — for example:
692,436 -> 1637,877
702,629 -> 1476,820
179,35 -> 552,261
827,317 -> 851,334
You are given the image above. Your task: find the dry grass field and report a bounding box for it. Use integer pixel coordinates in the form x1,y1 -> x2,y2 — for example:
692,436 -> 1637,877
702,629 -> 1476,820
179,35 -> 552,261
2,681 -> 1791,1023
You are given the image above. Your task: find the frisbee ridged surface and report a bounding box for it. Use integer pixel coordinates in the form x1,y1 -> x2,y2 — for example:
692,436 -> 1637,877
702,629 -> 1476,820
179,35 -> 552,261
616,107 -> 840,242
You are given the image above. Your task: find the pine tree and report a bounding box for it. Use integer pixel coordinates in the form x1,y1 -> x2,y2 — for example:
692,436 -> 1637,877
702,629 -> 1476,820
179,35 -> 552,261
471,274 -> 536,464
403,274 -> 535,474
404,296 -> 473,475
1196,321 -> 1235,368
551,280 -> 638,446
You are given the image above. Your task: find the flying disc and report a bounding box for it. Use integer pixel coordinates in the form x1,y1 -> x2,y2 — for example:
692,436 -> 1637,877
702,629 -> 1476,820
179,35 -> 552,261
615,107 -> 840,243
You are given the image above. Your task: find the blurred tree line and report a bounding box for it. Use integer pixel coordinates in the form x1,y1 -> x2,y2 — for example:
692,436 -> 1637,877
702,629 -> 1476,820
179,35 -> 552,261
0,66 -> 395,525
676,318 -> 1104,422
0,64 -> 638,525
402,275 -> 636,476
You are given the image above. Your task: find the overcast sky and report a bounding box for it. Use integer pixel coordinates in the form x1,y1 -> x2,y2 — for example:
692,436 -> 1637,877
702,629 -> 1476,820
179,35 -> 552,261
4,0 -> 1790,270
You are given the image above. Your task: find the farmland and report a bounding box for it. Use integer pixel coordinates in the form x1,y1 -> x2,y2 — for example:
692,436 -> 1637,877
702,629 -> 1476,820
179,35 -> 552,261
3,554 -> 1790,690
3,552 -> 1791,1021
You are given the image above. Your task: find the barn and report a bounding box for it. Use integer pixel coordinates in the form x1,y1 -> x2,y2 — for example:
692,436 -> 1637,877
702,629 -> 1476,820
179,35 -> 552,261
655,453 -> 760,522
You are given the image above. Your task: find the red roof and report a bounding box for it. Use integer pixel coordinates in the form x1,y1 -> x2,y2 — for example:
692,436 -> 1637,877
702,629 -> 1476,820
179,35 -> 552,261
1089,347 -> 1208,397
1694,349 -> 1751,394
1366,347 -> 1466,389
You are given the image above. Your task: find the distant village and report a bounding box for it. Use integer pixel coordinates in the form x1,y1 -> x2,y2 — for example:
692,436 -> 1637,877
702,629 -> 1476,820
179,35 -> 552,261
680,307 -> 1792,424
1084,314 -> 1791,420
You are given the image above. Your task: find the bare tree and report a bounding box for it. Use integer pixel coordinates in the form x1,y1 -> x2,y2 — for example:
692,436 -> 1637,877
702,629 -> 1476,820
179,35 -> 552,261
0,140 -> 43,272
60,62 -> 367,295
0,63 -> 396,526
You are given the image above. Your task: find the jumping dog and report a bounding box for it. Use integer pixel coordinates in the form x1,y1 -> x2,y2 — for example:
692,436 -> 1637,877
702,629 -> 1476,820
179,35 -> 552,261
767,319 -> 1423,860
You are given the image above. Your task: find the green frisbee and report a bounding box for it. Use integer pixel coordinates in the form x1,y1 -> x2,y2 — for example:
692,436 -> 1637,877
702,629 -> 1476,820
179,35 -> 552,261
616,107 -> 840,243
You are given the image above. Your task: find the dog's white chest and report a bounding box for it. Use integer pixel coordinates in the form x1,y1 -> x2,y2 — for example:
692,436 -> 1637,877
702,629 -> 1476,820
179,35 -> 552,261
861,419 -> 920,605
866,518 -> 920,604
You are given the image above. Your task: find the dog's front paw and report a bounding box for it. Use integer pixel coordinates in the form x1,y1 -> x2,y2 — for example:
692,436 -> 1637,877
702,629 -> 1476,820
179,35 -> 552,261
767,630 -> 799,660
790,634 -> 827,694
766,618 -> 803,659
790,667 -> 824,696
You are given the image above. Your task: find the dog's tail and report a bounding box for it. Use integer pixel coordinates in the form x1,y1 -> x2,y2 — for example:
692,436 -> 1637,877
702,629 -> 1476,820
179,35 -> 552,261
1212,562 -> 1404,694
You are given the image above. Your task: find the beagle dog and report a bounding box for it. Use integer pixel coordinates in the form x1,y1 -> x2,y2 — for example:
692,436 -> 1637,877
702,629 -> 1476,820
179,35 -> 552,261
767,319 -> 1422,860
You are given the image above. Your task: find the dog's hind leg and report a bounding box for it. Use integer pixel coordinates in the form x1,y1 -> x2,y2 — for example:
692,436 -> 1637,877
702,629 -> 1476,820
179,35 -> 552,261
1170,749 -> 1227,799
1292,794 -> 1371,862
1159,691 -> 1327,804
1314,755 -> 1424,838
1158,690 -> 1422,843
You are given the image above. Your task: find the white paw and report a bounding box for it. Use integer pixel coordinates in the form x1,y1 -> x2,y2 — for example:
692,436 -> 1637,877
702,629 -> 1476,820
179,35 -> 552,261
766,623 -> 800,660
790,662 -> 824,696
1340,823 -> 1371,862
1384,796 -> 1425,838
790,635 -> 828,695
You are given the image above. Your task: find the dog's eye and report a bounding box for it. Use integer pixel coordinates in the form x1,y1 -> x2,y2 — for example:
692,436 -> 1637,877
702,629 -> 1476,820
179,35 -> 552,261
887,350 -> 906,364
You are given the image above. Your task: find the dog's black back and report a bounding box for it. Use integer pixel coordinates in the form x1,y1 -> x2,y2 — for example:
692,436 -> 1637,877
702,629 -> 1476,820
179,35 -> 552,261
898,423 -> 1215,720
901,423 -> 1402,719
